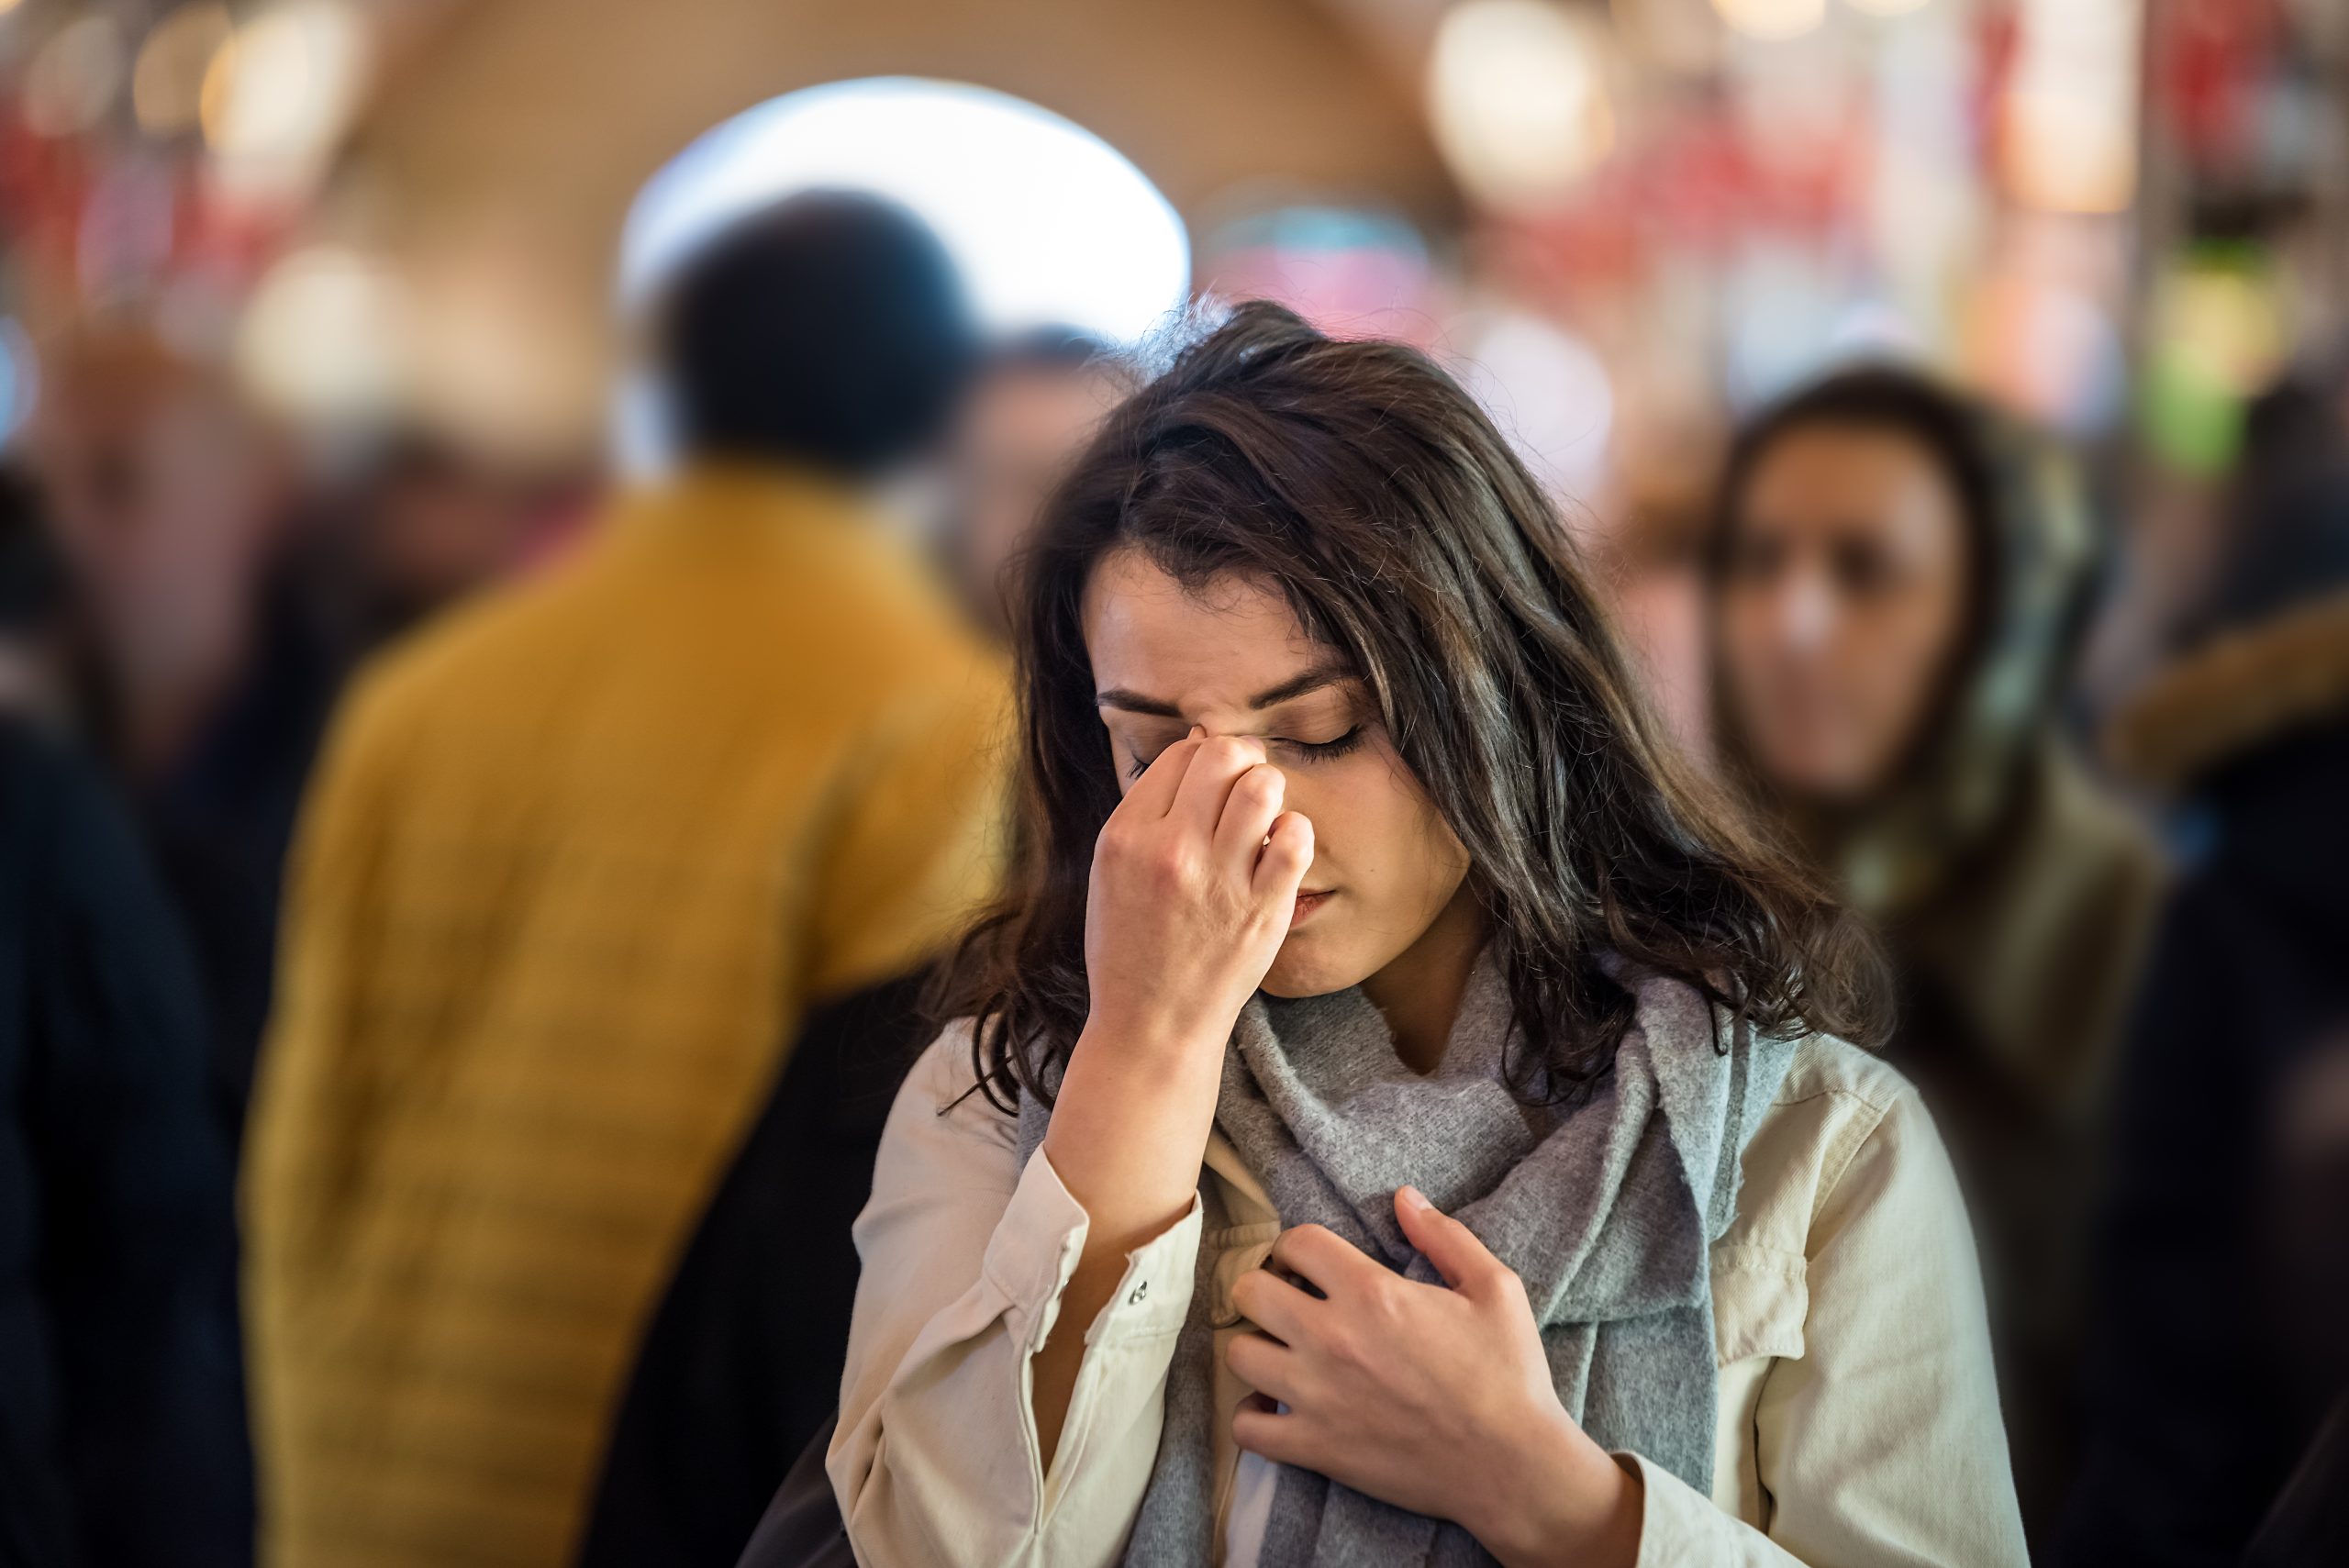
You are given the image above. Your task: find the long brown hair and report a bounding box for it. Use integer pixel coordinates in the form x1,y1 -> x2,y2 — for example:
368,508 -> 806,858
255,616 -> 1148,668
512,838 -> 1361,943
938,302 -> 1888,1108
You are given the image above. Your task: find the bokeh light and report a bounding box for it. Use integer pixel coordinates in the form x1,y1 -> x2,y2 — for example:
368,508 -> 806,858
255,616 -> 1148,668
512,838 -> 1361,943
1197,205 -> 1436,345
22,16 -> 128,139
1712,0 -> 1827,43
201,0 -> 371,204
1428,0 -> 1616,215
2000,0 -> 2142,215
1445,307 -> 1617,499
134,5 -> 236,137
235,244 -> 410,424
0,319 -> 38,446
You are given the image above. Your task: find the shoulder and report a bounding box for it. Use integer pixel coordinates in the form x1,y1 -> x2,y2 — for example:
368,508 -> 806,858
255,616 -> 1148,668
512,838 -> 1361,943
829,568 -> 1008,730
710,496 -> 1009,738
874,1021 -> 1021,1182
1776,1030 -> 1914,1121
330,556 -> 592,755
1727,1035 -> 1955,1258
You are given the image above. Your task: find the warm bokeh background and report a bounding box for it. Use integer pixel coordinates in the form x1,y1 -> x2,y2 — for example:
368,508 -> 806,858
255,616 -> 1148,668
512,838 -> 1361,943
3,5 -> 2345,1568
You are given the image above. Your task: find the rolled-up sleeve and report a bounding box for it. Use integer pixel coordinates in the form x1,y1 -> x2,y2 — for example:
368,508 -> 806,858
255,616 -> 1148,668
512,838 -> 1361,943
1625,1084 -> 2029,1568
829,1028 -> 1201,1568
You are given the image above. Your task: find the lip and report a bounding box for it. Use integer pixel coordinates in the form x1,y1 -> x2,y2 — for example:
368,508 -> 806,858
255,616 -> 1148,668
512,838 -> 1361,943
1290,889 -> 1335,928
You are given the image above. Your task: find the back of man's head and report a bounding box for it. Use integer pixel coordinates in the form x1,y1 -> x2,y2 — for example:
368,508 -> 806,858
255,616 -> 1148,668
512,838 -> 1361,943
658,190 -> 977,479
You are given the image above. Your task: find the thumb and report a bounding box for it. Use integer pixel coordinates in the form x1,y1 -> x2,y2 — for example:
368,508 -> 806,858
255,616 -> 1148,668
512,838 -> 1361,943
1395,1185 -> 1507,1294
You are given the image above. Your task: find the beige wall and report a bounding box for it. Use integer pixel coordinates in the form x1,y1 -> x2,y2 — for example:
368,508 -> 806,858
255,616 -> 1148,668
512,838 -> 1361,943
330,0 -> 1457,455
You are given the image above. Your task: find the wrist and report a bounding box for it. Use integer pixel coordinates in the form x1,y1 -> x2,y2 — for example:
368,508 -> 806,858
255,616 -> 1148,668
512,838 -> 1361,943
1074,1010 -> 1230,1073
1041,1017 -> 1225,1262
1468,1401 -> 1642,1568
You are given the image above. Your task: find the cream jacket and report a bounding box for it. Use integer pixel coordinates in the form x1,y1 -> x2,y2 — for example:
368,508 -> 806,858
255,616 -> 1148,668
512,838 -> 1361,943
829,1025 -> 2030,1567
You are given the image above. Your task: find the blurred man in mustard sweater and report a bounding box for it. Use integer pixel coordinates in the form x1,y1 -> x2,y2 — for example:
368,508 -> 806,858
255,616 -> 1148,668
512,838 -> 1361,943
245,193 -> 1007,1568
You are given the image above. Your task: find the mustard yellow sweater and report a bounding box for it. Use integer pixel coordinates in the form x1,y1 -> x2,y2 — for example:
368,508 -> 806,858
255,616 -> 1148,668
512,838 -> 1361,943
245,469 -> 1007,1568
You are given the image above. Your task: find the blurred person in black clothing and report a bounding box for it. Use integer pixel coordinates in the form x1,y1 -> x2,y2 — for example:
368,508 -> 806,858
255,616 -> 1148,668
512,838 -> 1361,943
26,327 -> 345,1136
1705,367 -> 2164,1551
0,467 -> 250,1566
0,470 -> 74,728
939,326 -> 1123,642
2062,433 -> 2349,1567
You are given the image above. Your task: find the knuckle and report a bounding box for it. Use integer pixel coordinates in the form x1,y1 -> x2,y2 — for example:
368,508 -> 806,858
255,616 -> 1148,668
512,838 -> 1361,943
1274,1224 -> 1325,1266
1147,842 -> 1190,882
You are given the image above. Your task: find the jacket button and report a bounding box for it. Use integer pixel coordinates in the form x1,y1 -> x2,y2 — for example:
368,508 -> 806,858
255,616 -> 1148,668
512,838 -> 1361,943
1128,1281 -> 1148,1306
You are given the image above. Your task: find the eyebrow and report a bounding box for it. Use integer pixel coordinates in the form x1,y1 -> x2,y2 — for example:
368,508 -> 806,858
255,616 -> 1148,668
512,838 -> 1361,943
1095,660 -> 1358,717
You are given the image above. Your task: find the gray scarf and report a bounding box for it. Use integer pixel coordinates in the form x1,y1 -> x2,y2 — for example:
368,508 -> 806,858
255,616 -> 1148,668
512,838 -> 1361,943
1015,956 -> 1797,1566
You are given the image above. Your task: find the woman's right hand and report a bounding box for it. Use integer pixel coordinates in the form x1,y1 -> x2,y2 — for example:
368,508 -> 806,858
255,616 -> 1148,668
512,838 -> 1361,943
1082,730 -> 1316,1057
1029,733 -> 1312,1469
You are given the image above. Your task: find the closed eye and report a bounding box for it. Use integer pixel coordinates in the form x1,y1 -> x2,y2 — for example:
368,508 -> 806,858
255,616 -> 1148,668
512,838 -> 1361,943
1122,725 -> 1368,781
1275,725 -> 1365,765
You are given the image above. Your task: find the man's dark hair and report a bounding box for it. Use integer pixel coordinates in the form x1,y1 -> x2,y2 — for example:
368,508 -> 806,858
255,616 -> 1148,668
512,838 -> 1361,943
658,189 -> 978,477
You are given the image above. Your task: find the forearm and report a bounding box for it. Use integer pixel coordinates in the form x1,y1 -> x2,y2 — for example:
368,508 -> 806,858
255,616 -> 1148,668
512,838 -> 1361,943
1032,1019 -> 1222,1468
834,1033 -> 1202,1568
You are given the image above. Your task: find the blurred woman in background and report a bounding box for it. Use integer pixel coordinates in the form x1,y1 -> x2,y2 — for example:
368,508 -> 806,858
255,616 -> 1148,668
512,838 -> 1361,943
825,306 -> 2026,1567
1705,367 -> 2164,1548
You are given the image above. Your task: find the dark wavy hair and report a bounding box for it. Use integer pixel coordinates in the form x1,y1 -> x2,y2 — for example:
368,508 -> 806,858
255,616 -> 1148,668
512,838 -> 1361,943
936,302 -> 1889,1109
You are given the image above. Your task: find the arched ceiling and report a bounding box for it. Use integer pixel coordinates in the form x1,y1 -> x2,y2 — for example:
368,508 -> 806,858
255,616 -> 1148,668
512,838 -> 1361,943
328,0 -> 1460,451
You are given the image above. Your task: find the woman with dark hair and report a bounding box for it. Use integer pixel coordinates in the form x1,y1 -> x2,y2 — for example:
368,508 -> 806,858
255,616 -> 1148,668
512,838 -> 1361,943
829,306 -> 2026,1565
1705,366 -> 2164,1549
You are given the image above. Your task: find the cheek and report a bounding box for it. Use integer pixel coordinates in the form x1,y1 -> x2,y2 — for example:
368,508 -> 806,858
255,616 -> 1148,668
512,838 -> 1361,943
1848,591 -> 1959,724
1295,752 -> 1464,907
1718,586 -> 1772,660
1716,592 -> 1781,707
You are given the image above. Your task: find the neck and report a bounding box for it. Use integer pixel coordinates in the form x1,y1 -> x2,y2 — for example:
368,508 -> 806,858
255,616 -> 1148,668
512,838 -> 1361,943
1360,883 -> 1489,1074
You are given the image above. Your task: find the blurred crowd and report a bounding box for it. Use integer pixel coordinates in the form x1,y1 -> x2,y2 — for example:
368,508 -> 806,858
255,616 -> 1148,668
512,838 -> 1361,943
2,182 -> 2346,1568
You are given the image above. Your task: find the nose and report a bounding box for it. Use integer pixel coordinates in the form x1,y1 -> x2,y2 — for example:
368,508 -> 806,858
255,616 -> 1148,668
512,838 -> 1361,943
1770,564 -> 1838,655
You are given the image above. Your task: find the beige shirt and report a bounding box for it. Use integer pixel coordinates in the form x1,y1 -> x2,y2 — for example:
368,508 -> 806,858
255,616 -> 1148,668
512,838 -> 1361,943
830,1024 -> 2029,1567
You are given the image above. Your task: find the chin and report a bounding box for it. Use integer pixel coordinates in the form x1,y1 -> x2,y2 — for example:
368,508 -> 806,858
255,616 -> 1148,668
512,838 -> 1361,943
1260,937 -> 1374,1001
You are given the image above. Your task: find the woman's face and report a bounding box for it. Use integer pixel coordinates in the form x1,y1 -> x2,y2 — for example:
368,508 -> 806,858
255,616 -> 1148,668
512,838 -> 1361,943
1081,547 -> 1473,999
1716,424 -> 1973,804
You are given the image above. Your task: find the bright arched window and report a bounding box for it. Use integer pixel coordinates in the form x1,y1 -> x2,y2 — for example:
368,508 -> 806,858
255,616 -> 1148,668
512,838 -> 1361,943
621,77 -> 1189,343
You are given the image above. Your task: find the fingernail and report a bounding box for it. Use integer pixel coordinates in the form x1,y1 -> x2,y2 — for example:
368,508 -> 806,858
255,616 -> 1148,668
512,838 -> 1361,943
1398,1185 -> 1431,1213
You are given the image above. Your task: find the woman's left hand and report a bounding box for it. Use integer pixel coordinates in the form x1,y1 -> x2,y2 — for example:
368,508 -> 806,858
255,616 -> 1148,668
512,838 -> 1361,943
1227,1187 -> 1644,1568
